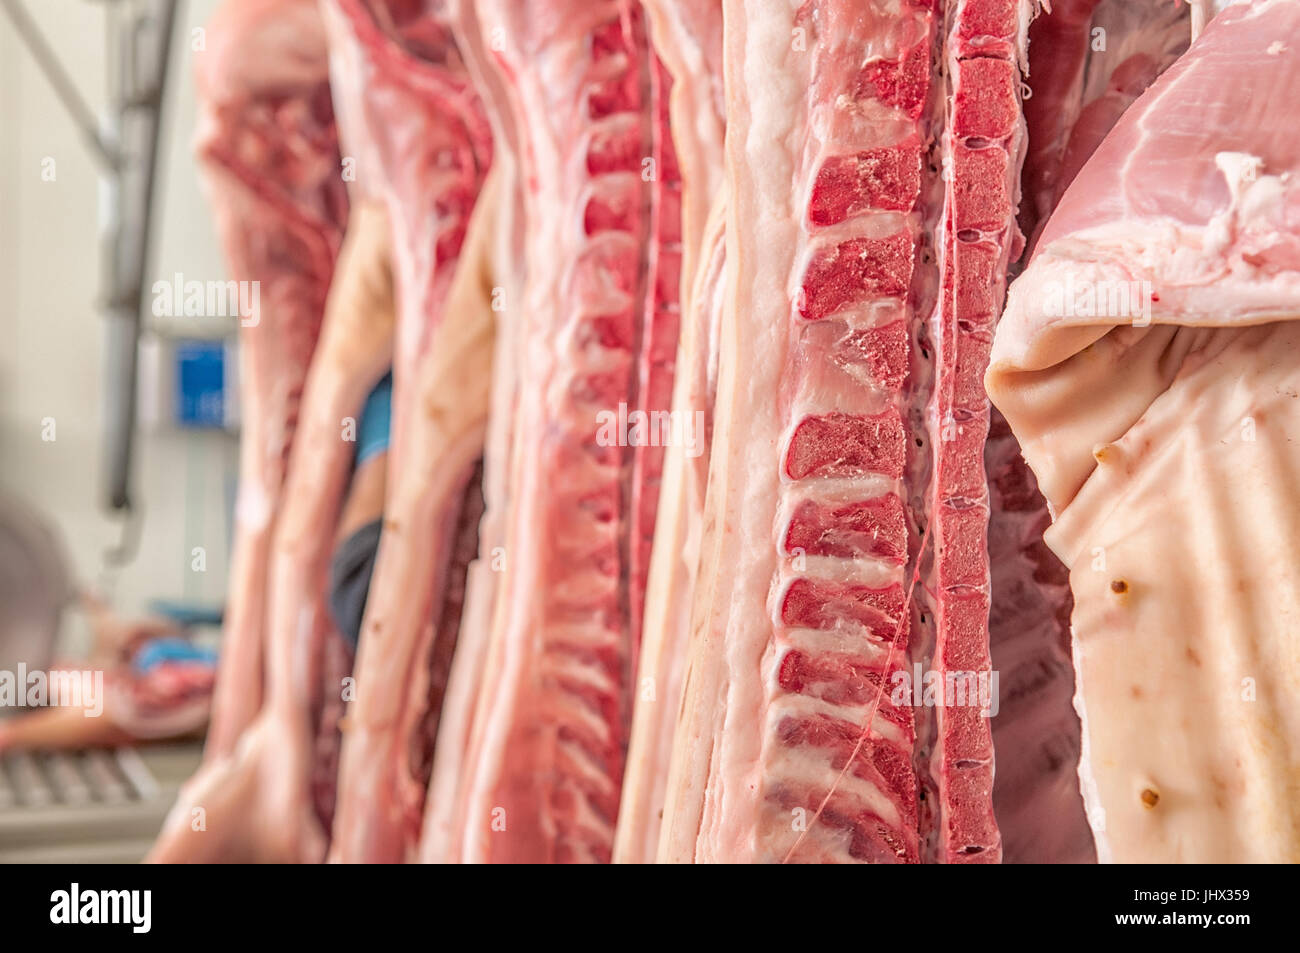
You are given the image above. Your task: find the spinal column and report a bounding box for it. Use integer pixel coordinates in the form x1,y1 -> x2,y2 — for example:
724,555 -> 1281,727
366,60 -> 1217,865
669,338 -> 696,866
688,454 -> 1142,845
660,0 -> 1026,864
927,0 -> 1026,863
446,0 -> 676,863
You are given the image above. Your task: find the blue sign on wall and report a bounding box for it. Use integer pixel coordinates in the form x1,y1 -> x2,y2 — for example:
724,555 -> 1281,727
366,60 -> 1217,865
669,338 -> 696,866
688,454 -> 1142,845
174,340 -> 226,428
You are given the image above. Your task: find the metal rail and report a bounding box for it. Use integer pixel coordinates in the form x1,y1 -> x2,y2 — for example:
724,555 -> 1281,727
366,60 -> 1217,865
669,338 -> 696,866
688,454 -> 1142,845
0,0 -> 121,171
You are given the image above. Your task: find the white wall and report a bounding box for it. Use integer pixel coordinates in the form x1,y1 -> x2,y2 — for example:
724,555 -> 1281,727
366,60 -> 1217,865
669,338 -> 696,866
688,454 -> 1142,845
0,0 -> 233,650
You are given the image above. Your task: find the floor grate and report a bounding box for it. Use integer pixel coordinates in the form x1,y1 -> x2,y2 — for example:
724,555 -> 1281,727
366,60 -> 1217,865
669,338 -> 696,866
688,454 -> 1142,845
0,749 -> 153,807
0,743 -> 200,863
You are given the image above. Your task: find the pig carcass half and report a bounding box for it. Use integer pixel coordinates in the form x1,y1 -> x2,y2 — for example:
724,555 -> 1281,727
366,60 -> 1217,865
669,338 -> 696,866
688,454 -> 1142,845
659,0 -> 1032,865
318,0 -> 495,864
192,0 -> 349,762
988,0 -> 1300,863
423,0 -> 684,864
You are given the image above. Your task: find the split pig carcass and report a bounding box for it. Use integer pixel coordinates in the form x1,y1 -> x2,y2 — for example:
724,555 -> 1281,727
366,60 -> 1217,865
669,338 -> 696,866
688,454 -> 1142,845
190,0 -> 349,764
151,0 -> 402,862
422,0 -> 685,865
149,0 -> 375,863
317,0 -> 496,865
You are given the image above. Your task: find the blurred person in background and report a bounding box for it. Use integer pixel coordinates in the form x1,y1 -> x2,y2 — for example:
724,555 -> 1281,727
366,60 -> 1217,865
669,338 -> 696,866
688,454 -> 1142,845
0,491 -> 217,754
0,349 -> 395,757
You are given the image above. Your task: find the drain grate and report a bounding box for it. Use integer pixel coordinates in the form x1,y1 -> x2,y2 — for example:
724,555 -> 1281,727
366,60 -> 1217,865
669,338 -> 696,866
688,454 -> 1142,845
0,744 -> 197,863
0,749 -> 155,808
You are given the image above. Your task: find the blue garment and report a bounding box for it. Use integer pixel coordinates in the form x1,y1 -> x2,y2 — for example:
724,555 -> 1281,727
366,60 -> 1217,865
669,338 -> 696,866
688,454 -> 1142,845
325,372 -> 393,650
132,637 -> 218,675
328,518 -> 382,652
356,372 -> 393,464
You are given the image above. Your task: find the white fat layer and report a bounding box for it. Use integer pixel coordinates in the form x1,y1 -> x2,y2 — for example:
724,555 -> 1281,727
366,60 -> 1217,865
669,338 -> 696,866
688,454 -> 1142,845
1070,628 -> 1111,864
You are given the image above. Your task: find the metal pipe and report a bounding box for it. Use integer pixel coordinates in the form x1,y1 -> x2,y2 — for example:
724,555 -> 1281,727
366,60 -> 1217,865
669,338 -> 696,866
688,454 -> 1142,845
2,0 -> 184,562
0,0 -> 121,171
102,0 -> 181,520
